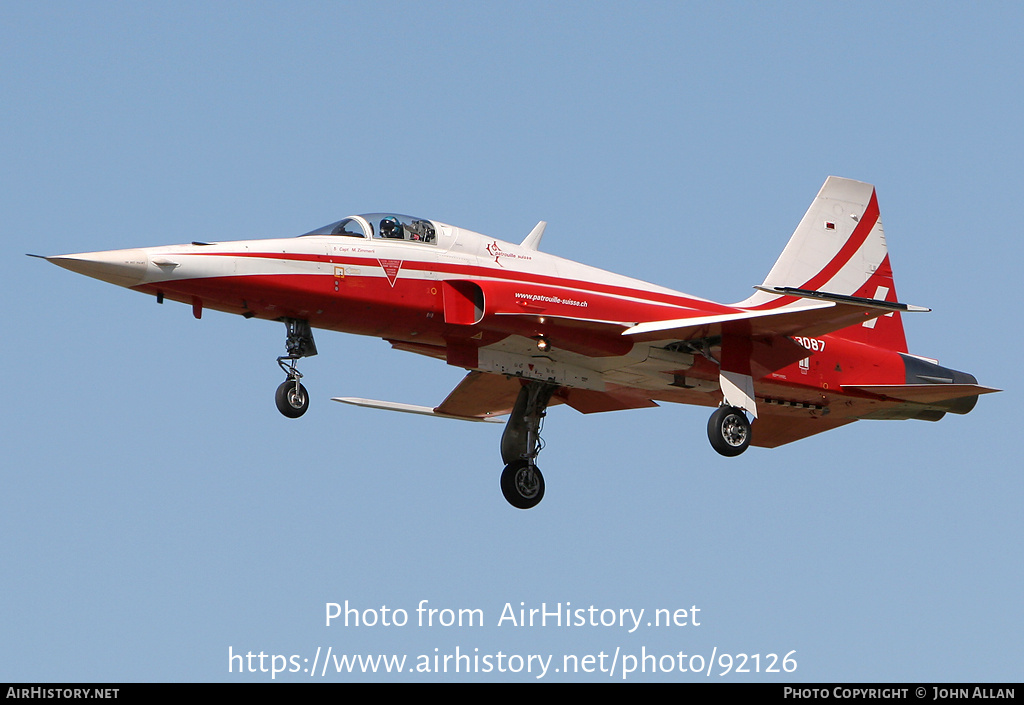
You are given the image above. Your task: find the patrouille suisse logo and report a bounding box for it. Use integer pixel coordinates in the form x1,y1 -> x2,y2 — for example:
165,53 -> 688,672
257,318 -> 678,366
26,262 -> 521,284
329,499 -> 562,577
377,259 -> 403,287
486,241 -> 531,267
485,241 -> 504,266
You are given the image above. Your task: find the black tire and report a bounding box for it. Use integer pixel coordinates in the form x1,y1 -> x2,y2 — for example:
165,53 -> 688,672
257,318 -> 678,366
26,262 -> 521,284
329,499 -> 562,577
708,406 -> 751,457
275,380 -> 309,418
500,460 -> 545,509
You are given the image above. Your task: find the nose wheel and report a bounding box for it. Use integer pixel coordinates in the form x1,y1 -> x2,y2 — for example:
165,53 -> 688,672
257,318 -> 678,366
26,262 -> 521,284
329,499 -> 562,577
275,318 -> 316,419
276,379 -> 309,418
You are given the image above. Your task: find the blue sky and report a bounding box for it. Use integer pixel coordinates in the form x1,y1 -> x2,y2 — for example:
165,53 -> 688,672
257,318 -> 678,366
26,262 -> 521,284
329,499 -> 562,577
2,2 -> 1020,682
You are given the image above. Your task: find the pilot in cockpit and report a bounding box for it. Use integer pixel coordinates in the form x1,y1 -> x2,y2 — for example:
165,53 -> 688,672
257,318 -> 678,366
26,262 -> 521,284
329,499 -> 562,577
379,216 -> 404,239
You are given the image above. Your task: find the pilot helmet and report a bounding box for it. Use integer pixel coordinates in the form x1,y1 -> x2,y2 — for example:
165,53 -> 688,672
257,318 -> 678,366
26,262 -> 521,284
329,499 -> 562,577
380,216 -> 402,238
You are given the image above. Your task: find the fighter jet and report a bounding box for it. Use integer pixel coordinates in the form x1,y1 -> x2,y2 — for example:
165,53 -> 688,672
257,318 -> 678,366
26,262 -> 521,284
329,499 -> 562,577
41,177 -> 998,508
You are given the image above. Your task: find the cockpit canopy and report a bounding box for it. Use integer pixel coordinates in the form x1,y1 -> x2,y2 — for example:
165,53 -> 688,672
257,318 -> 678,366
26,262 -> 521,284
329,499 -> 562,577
301,213 -> 437,244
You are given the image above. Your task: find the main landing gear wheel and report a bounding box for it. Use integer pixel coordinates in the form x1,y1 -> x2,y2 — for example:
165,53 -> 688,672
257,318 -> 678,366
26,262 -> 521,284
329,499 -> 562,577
708,405 -> 751,457
499,382 -> 557,509
275,380 -> 309,418
501,460 -> 545,510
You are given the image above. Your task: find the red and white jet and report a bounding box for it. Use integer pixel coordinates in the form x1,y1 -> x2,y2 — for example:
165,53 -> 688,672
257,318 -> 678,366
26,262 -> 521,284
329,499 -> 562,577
44,177 -> 998,508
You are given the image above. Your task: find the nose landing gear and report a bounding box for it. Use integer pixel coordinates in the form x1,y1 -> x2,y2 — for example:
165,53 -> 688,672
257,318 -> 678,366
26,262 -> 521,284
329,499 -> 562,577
276,378 -> 310,418
275,318 -> 317,418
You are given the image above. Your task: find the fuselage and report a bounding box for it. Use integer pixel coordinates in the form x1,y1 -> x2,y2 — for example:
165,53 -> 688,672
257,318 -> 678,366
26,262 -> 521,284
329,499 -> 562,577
46,179 -> 998,506
49,209 -> 986,436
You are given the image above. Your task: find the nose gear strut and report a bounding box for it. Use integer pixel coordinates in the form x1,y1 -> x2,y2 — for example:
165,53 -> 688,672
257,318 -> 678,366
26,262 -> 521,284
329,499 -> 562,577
275,318 -> 317,418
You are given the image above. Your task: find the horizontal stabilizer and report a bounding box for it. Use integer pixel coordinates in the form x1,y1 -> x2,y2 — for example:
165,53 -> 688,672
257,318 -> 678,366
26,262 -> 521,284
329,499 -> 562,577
332,397 -> 504,422
841,383 -> 1001,405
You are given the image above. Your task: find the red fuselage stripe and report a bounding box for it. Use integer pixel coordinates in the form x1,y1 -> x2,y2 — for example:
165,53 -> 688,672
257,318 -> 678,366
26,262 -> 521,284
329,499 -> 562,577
185,250 -> 739,316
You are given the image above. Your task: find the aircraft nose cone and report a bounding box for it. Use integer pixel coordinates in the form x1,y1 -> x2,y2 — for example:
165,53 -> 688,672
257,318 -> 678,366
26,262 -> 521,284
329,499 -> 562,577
47,249 -> 150,288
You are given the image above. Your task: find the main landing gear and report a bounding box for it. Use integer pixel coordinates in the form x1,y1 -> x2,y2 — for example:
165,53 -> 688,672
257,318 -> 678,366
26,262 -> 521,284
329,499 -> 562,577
499,381 -> 557,509
275,318 -> 317,418
707,405 -> 751,457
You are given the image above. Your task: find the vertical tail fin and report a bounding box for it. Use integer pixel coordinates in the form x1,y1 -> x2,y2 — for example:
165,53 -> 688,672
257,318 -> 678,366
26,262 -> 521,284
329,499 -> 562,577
737,176 -> 909,353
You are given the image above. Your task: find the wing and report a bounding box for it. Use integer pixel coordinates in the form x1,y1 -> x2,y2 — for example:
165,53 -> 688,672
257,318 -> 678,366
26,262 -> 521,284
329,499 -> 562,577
621,295 -> 921,344
333,371 -> 564,422
433,371 -> 526,419
749,413 -> 855,448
